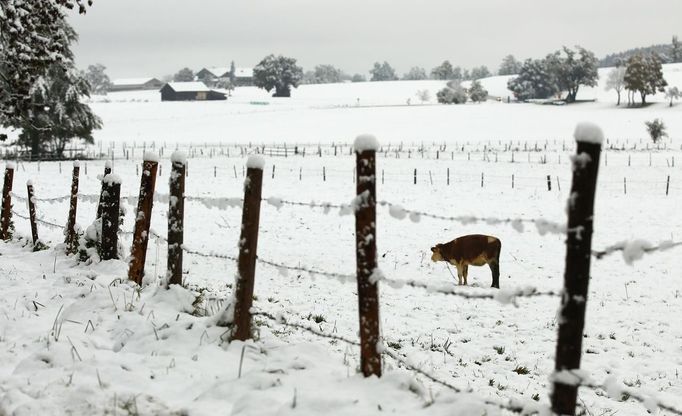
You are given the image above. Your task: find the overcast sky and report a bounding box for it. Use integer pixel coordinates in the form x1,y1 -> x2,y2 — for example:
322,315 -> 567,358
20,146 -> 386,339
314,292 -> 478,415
68,0 -> 682,79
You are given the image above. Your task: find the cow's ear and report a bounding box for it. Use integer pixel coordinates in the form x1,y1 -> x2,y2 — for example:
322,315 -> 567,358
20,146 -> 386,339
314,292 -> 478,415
430,246 -> 436,252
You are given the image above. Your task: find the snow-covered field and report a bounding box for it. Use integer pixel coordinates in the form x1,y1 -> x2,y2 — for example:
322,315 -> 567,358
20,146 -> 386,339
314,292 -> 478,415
1,66 -> 681,415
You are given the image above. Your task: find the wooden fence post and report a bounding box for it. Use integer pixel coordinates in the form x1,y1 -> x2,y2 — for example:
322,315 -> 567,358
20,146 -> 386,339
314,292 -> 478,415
128,154 -> 159,285
65,162 -> 80,253
354,134 -> 382,378
551,123 -> 603,415
97,161 -> 113,219
230,156 -> 264,341
666,175 -> 670,196
167,152 -> 186,287
26,181 -> 39,247
1,163 -> 15,240
100,174 -> 121,261
547,174 -> 552,191
413,169 -> 417,185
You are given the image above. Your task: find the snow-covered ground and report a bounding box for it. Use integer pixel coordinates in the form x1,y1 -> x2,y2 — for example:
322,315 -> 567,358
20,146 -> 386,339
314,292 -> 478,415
1,66 -> 681,415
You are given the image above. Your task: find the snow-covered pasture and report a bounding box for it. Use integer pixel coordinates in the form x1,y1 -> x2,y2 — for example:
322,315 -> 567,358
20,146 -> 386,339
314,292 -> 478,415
1,65 -> 682,415
1,137 -> 681,415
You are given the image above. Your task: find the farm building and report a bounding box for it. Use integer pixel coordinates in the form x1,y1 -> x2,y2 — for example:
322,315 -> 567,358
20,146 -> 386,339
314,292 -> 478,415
196,67 -> 231,82
159,82 -> 227,101
109,77 -> 164,92
234,67 -> 254,86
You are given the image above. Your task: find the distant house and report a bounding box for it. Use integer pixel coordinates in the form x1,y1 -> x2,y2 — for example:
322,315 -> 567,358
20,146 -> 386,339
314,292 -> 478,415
234,67 -> 254,86
160,82 -> 227,101
109,77 -> 164,92
196,67 -> 231,83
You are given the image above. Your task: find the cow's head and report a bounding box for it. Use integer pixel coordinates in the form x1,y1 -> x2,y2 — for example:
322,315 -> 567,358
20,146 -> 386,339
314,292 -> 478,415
430,244 -> 444,262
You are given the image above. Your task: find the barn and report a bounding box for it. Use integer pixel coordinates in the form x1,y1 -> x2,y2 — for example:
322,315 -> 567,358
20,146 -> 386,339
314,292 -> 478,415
159,82 -> 227,101
109,77 -> 164,92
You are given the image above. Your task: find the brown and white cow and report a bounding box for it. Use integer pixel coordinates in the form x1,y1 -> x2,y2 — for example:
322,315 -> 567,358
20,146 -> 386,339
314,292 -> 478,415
430,234 -> 502,288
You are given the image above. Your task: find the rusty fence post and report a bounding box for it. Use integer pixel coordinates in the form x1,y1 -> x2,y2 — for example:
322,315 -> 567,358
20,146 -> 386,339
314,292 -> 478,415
354,134 -> 382,378
97,161 -> 113,219
128,154 -> 159,285
65,162 -> 80,253
100,174 -> 121,261
1,163 -> 15,240
551,123 -> 603,415
26,181 -> 39,248
167,152 -> 186,287
230,156 -> 264,341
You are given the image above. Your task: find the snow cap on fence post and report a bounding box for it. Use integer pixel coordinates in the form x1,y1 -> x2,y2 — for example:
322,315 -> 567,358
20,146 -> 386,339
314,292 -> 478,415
72,160 -> 80,168
573,122 -> 604,145
102,173 -> 123,185
354,134 -> 380,152
104,160 -> 112,169
143,151 -> 159,162
246,155 -> 265,170
5,162 -> 16,170
170,150 -> 187,166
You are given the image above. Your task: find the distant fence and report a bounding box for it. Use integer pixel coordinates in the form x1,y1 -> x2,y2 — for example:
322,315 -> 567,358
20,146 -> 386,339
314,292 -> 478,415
1,132 -> 681,415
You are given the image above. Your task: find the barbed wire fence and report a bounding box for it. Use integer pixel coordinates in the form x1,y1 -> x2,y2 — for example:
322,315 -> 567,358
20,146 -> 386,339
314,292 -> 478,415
2,134 -> 681,415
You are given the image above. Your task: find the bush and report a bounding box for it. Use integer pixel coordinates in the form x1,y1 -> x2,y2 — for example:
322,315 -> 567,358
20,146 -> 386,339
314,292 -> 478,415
437,83 -> 467,104
645,119 -> 667,143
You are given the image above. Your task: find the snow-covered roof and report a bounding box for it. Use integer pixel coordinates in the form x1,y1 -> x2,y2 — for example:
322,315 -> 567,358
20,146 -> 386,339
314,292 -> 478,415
235,67 -> 253,78
165,82 -> 211,92
200,67 -> 231,78
112,77 -> 159,86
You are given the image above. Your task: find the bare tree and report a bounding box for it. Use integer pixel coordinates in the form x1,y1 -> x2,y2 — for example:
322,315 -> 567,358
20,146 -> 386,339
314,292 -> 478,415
605,66 -> 626,106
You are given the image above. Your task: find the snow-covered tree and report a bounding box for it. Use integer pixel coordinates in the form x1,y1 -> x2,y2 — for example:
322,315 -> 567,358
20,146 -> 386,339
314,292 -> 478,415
451,66 -> 463,81
402,67 -> 428,80
545,46 -> 598,103
15,23 -> 101,158
624,54 -> 667,105
351,74 -> 366,83
468,80 -> 488,102
665,86 -> 680,107
470,66 -> 491,80
415,89 -> 431,104
672,36 -> 682,63
507,59 -> 559,101
498,55 -> 522,75
645,119 -> 667,143
312,64 -> 344,84
605,66 -> 626,106
253,54 -> 303,97
431,61 -> 454,80
173,68 -> 195,82
437,81 -> 467,104
84,63 -> 112,95
369,62 -> 398,81
1,0 -> 92,131
229,61 -> 236,84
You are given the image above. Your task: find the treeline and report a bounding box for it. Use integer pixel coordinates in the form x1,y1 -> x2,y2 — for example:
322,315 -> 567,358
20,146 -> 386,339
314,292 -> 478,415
600,36 -> 682,67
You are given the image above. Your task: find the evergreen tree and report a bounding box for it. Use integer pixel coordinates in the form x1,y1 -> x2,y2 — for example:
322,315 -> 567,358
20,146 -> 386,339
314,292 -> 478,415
84,63 -> 112,95
1,0 -> 92,129
229,61 -> 236,84
605,66 -> 626,106
253,54 -> 303,97
507,59 -> 559,101
173,67 -> 195,82
437,81 -> 467,104
498,55 -> 522,75
468,80 -> 488,102
624,54 -> 667,105
402,67 -> 428,80
470,66 -> 491,80
369,61 -> 398,81
15,23 -> 101,158
672,36 -> 682,63
431,61 -> 454,80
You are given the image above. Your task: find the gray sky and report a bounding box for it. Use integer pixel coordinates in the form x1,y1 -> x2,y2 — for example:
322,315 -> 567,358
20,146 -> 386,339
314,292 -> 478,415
68,0 -> 682,79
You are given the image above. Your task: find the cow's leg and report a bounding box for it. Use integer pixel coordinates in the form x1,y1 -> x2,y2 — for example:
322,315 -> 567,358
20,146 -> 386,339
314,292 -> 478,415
454,263 -> 464,285
463,264 -> 469,285
489,261 -> 500,289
